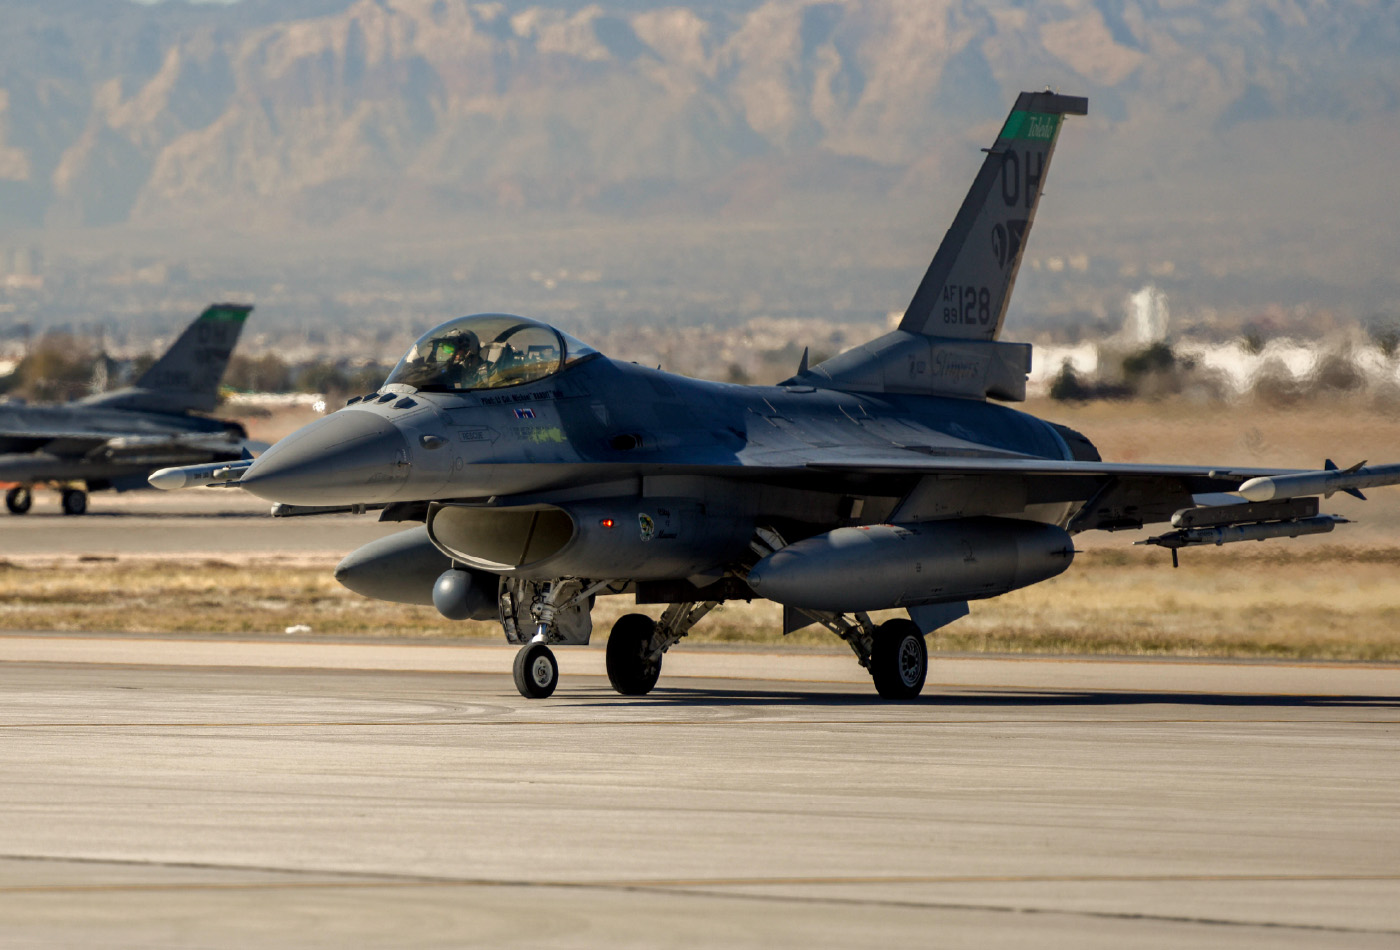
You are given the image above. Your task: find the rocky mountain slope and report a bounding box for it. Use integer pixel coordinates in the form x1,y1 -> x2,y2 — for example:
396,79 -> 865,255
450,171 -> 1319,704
1,0 -> 1397,325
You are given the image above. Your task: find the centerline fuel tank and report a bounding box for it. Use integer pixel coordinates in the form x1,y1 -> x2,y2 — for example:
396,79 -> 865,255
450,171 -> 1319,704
747,517 -> 1074,612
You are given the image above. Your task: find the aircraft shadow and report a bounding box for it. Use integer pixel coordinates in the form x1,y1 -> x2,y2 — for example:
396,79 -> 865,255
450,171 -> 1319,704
579,687 -> 1400,710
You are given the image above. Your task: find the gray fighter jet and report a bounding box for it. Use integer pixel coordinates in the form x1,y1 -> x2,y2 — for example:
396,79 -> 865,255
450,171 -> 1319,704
1,303 -> 253,515
152,93 -> 1400,699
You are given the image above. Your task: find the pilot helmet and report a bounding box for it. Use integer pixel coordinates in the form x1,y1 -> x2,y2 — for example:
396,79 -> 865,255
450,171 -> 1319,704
437,329 -> 480,362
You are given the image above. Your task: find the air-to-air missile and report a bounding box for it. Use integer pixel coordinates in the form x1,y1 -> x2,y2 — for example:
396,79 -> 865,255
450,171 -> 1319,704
146,458 -> 254,491
1238,460 -> 1400,502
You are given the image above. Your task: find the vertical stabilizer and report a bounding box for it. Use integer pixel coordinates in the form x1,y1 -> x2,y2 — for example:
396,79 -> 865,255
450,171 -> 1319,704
799,93 -> 1085,400
899,91 -> 1087,340
79,303 -> 252,415
134,304 -> 251,413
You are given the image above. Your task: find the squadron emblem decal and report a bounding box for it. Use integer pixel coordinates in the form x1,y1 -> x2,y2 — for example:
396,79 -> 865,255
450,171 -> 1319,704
638,513 -> 655,542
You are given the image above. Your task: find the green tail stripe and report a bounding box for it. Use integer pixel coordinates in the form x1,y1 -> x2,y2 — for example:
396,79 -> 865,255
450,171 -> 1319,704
198,305 -> 253,324
999,110 -> 1062,142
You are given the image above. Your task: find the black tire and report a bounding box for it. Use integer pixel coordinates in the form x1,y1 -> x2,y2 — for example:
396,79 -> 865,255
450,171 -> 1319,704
61,489 -> 87,516
606,613 -> 661,696
5,486 -> 32,515
512,642 -> 558,699
869,619 -> 928,699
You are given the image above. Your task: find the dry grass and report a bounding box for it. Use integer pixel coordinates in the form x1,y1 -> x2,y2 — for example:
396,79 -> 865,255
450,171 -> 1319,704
2,545 -> 1398,661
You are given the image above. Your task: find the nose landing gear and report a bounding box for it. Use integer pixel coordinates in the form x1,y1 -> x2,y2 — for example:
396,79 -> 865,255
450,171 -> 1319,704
513,641 -> 559,698
501,577 -> 609,699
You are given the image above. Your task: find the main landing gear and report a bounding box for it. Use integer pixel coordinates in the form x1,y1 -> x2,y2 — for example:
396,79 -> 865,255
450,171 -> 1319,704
61,488 -> 87,516
3,485 -> 87,515
788,609 -> 930,699
500,576 -> 719,699
869,619 -> 928,699
604,602 -> 717,696
5,486 -> 32,515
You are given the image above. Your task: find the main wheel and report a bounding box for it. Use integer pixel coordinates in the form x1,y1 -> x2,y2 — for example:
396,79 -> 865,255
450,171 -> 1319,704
869,619 -> 928,699
606,613 -> 661,696
513,642 -> 558,699
5,486 -> 32,515
61,489 -> 87,516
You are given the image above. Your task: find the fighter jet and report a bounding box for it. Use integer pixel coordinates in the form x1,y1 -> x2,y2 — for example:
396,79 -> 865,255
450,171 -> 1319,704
1,303 -> 253,515
151,92 -> 1400,700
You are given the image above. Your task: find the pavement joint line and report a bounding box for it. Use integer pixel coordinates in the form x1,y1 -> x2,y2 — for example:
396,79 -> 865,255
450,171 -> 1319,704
3,869 -> 1399,936
615,885 -> 1400,936
4,853 -> 1396,889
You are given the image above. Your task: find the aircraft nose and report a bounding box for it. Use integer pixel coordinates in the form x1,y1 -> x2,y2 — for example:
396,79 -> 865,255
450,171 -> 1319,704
239,410 -> 412,505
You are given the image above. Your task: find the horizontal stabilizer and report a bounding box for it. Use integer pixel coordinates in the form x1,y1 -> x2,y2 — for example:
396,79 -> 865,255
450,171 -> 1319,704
802,334 -> 1033,400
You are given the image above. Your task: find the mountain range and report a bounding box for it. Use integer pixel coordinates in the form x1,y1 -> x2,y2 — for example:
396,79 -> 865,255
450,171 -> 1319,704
1,0 -> 1398,333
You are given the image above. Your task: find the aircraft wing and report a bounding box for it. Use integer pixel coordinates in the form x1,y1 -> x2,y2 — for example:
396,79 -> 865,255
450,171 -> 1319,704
0,426 -> 120,457
795,451 -> 1332,535
805,454 -> 1295,491
0,427 -> 245,460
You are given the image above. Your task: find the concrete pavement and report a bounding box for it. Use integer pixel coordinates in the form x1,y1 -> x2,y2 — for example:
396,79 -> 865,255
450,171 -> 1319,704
0,637 -> 1396,948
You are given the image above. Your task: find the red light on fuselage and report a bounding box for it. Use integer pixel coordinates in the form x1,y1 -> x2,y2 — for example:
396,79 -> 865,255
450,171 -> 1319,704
600,518 -> 615,528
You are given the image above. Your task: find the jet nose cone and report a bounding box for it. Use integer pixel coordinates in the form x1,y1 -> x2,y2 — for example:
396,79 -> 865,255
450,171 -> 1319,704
240,410 -> 412,505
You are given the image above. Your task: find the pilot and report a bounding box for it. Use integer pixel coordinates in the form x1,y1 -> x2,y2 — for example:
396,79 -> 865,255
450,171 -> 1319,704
439,330 -> 484,388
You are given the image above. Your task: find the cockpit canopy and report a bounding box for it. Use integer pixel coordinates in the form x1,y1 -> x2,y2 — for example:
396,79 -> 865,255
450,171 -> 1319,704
385,314 -> 597,393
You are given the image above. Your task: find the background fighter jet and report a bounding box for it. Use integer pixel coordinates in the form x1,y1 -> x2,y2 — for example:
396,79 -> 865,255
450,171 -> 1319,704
1,303 -> 253,515
153,93 -> 1400,700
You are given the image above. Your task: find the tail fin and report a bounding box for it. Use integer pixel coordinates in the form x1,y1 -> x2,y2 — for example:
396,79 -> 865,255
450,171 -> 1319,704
799,93 -> 1085,400
80,303 -> 251,415
900,91 -> 1086,340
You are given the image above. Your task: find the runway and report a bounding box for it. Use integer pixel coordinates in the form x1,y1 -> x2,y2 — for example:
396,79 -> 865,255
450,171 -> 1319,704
0,490 -> 397,557
1,637 -> 1397,948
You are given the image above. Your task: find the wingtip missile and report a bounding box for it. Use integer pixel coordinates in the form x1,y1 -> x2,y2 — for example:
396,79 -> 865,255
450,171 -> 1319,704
147,467 -> 189,491
147,458 -> 254,491
1238,462 -> 1400,502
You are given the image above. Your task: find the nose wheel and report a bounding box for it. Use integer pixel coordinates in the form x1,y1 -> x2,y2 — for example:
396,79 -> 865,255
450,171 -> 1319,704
513,641 -> 559,698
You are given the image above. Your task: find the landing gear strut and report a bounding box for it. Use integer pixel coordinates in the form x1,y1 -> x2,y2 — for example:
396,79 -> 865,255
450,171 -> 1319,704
5,486 -> 32,515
